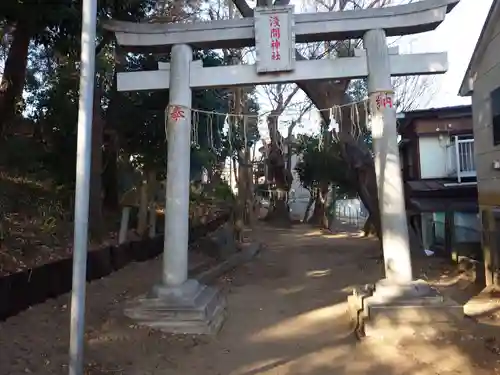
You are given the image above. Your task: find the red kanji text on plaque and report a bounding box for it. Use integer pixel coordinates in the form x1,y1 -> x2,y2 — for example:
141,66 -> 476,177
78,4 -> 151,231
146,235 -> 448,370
269,15 -> 281,61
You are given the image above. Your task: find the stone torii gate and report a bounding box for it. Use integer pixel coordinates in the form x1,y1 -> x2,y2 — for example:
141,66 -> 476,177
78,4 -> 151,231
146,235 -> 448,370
104,0 -> 459,334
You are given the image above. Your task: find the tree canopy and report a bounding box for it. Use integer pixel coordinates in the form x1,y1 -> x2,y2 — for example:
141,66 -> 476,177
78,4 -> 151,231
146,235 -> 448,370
0,0 -> 263,186
294,132 -> 357,200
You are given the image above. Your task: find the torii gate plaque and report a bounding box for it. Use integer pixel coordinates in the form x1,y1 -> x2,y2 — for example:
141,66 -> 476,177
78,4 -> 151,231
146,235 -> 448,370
254,6 -> 295,73
104,0 -> 460,335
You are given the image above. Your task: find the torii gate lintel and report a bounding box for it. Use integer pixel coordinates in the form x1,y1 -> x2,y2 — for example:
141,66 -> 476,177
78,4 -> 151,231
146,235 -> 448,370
117,51 -> 448,92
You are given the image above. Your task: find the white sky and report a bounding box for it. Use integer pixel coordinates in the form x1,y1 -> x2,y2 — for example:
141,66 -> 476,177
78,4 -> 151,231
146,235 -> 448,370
401,0 -> 493,108
256,0 -> 494,141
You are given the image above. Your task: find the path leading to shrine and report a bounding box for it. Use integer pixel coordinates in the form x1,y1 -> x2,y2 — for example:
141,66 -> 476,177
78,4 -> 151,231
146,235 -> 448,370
1,224 -> 499,374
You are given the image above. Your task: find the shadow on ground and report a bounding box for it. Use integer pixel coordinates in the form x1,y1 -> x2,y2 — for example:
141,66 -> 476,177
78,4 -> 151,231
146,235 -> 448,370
1,224 -> 499,374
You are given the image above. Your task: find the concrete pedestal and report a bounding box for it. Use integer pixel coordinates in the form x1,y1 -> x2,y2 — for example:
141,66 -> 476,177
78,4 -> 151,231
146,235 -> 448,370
124,279 -> 227,335
348,279 -> 463,341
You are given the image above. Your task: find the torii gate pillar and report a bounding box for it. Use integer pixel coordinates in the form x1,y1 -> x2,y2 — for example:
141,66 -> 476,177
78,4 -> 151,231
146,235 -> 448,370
124,44 -> 227,335
349,28 -> 456,340
364,29 -> 413,285
163,44 -> 192,287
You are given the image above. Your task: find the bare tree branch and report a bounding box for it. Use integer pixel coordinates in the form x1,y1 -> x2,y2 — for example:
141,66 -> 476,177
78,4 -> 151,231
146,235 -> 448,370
394,75 -> 436,111
278,85 -> 300,113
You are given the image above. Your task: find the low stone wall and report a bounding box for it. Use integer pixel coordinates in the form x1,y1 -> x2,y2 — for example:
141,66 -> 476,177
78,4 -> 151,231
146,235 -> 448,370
0,212 -> 230,321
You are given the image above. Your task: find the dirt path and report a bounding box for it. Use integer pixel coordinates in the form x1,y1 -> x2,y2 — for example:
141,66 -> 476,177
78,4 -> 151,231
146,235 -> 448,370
1,224 -> 499,374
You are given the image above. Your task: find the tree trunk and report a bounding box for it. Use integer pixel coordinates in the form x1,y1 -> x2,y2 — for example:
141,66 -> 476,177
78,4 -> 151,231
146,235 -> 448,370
363,214 -> 378,237
147,170 -> 158,237
286,137 -> 293,178
102,130 -> 119,210
237,150 -> 247,224
102,67 -> 120,211
328,188 -> 337,224
265,191 -> 290,227
308,184 -> 329,229
302,189 -> 315,223
243,146 -> 256,227
308,122 -> 332,229
232,157 -> 238,184
264,115 -> 292,225
207,163 -> 214,184
89,81 -> 104,239
210,167 -> 222,185
83,34 -> 114,237
137,174 -> 148,237
0,20 -> 33,135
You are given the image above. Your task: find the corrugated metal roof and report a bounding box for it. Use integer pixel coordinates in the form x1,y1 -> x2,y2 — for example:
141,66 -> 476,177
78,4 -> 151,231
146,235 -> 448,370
409,197 -> 478,213
407,180 -> 448,191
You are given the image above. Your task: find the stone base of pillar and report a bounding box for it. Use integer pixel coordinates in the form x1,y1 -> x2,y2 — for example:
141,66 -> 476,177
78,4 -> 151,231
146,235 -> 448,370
347,279 -> 463,341
124,279 -> 226,335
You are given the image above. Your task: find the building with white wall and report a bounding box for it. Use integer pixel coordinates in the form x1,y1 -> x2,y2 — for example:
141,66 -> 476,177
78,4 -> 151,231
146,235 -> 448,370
398,105 -> 480,254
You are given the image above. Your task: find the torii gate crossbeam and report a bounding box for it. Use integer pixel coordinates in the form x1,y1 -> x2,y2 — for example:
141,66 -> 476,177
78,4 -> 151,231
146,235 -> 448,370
103,0 -> 458,51
117,52 -> 448,91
